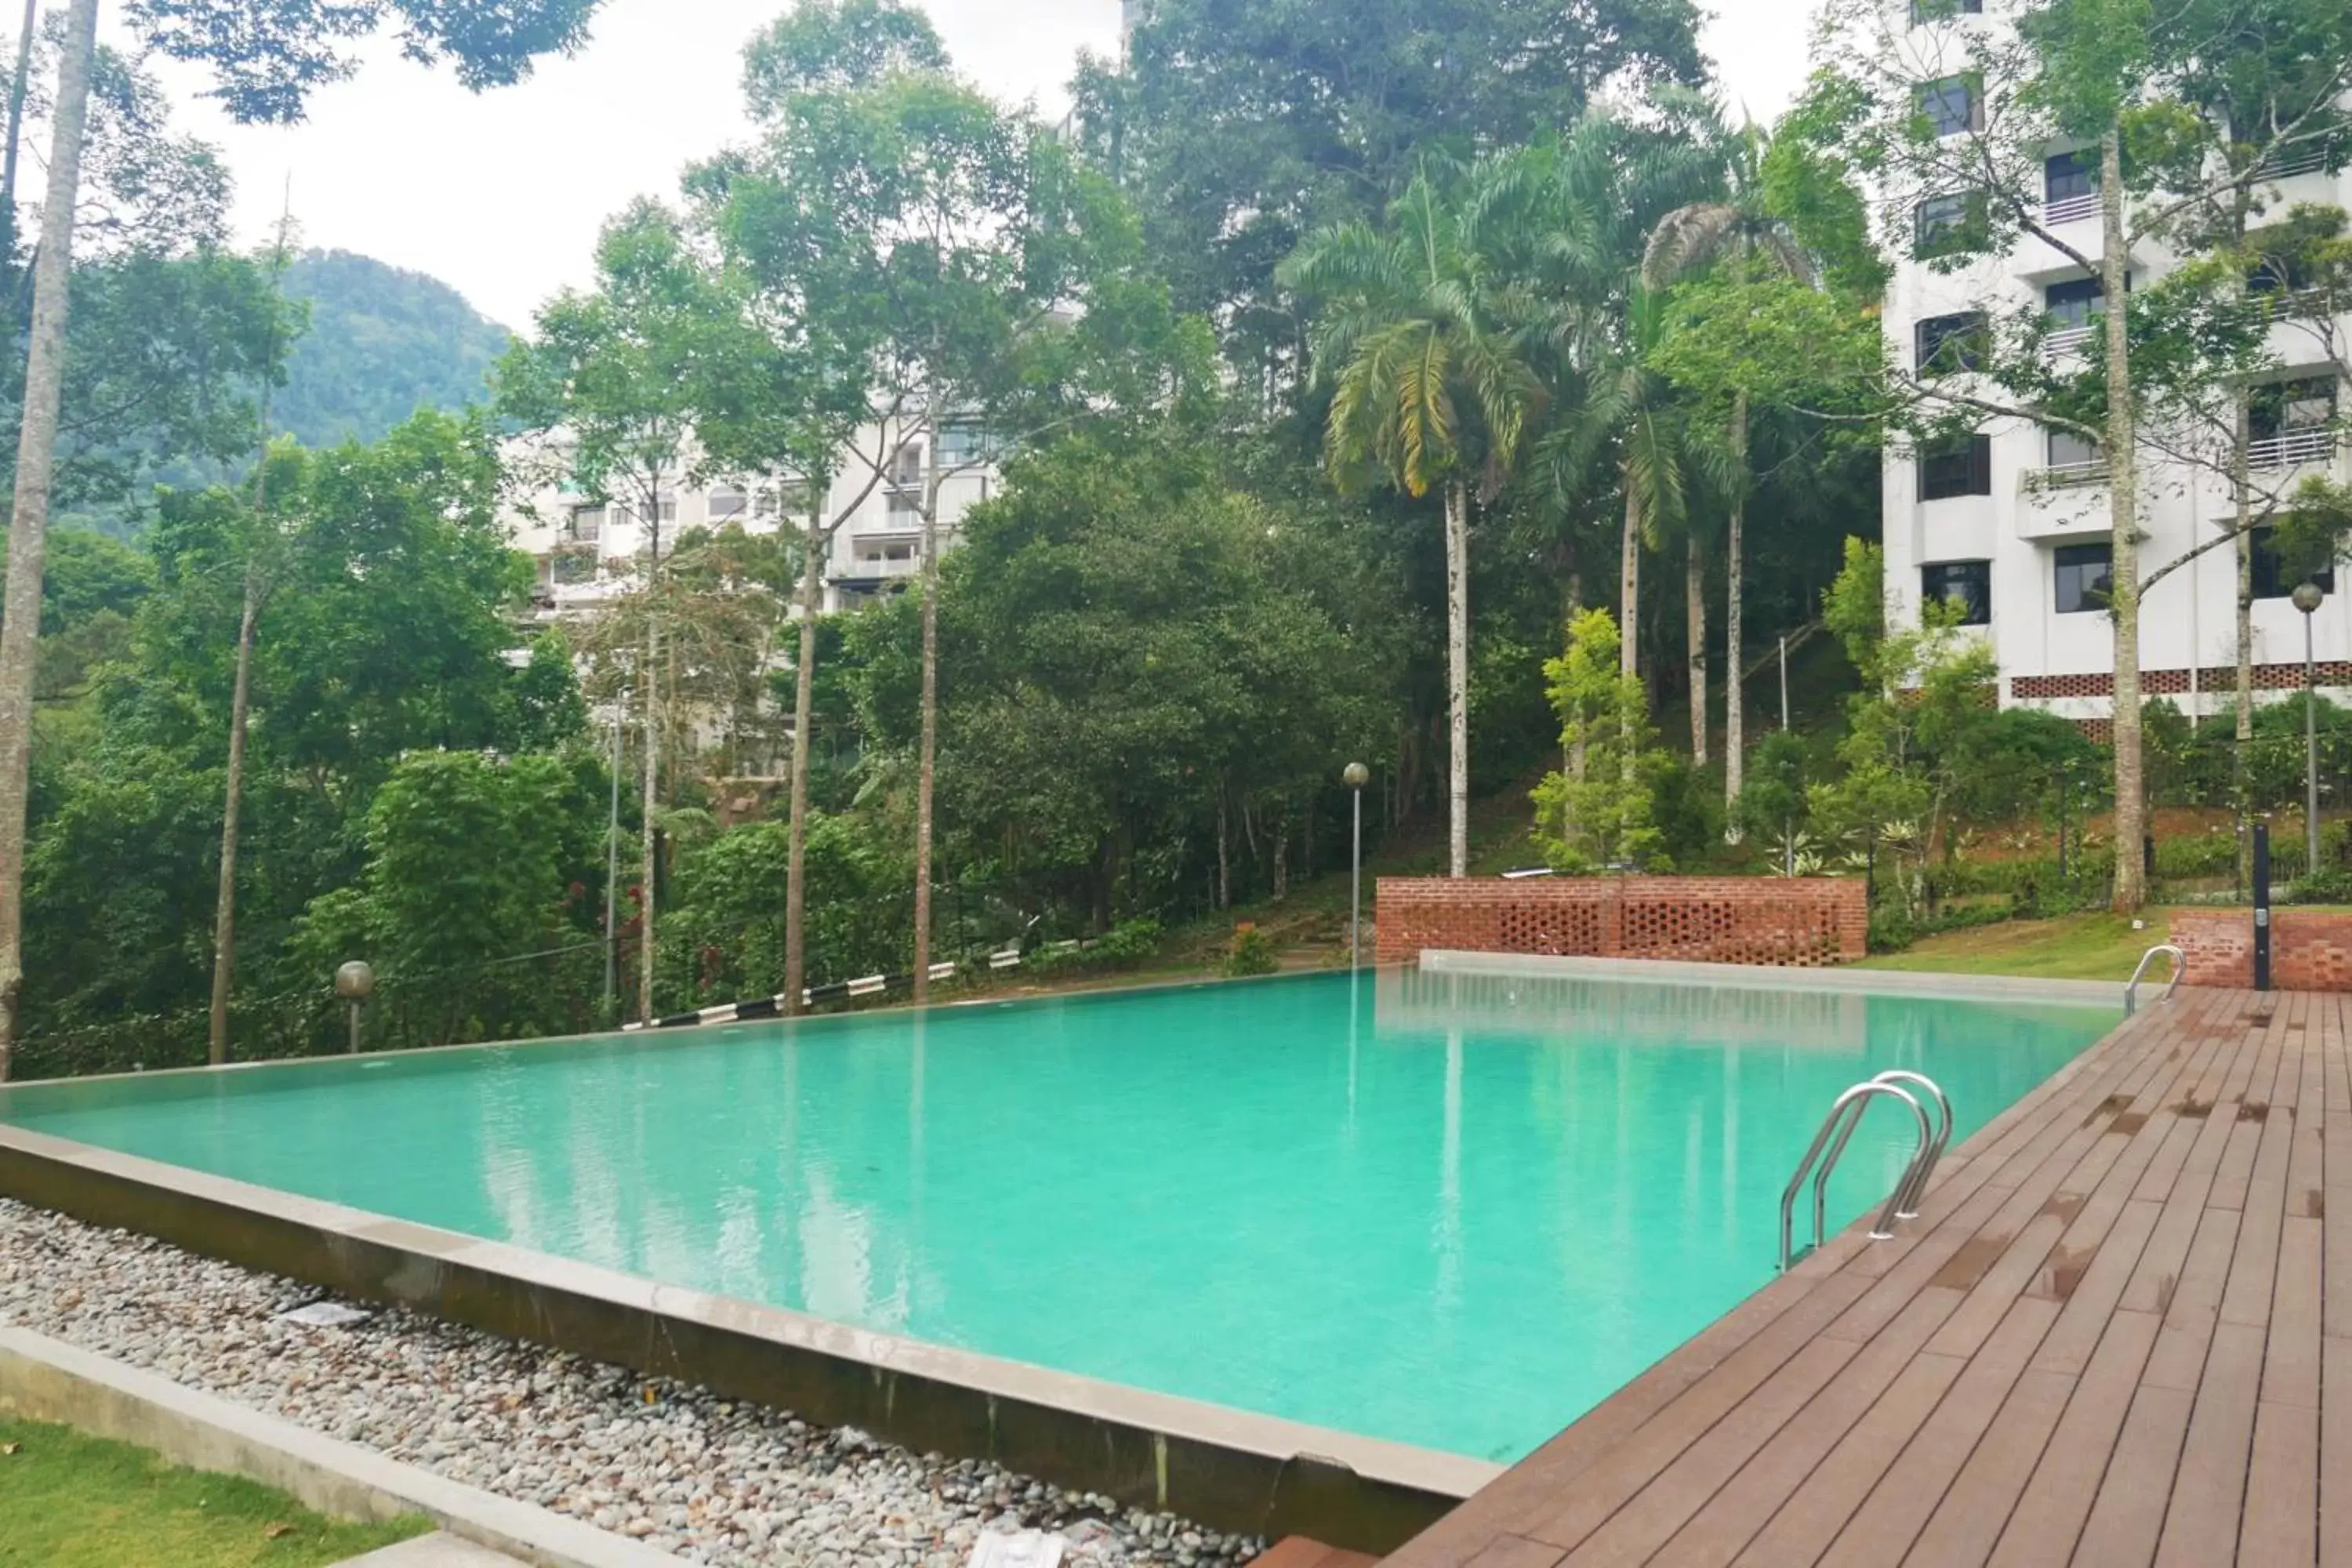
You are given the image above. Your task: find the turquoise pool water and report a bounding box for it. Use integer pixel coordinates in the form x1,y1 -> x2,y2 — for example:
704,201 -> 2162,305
0,969 -> 2116,1464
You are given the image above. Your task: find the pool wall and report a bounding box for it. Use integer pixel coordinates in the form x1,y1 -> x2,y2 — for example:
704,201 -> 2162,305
0,1117 -> 1494,1554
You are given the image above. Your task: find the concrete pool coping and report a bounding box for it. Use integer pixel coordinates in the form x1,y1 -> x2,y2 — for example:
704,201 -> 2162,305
1417,949 -> 2132,1009
0,1118 -> 1497,1554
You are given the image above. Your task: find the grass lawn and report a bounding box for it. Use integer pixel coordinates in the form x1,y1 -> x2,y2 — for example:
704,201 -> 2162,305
1856,909 -> 2182,982
0,1417 -> 430,1567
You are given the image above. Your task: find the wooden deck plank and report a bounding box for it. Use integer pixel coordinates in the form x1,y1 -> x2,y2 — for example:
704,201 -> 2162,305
2150,1320 -> 2265,1567
1377,987 -> 2343,1568
1814,1297 -> 2061,1566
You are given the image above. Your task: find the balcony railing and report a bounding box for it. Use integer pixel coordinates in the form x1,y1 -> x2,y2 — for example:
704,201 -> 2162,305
2043,191 -> 2100,226
2237,286 -> 2335,328
2023,459 -> 2111,493
2258,142 -> 2336,181
2249,427 -> 2339,469
2045,323 -> 2097,358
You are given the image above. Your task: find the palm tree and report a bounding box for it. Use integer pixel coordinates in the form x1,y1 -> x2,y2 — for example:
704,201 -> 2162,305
1282,162 -> 1548,878
1642,114 -> 1812,831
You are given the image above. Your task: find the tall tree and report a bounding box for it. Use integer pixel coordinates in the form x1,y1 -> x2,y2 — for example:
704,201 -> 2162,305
1642,113 -> 1814,826
499,203 -> 704,1025
0,0 -> 608,1073
712,18 -> 1125,996
0,0 -> 100,1080
1283,162 -> 1548,877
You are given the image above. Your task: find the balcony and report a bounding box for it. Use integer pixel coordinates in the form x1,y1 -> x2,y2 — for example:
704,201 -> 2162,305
2258,142 -> 2336,181
2023,459 -> 2111,494
2249,427 -> 2339,470
2043,192 -> 2099,227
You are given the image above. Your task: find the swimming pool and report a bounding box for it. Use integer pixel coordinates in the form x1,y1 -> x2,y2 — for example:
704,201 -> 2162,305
0,967 -> 2118,1465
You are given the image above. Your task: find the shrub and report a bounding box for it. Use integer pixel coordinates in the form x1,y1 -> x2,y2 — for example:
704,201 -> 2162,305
2288,866 -> 2352,906
1223,923 -> 1281,978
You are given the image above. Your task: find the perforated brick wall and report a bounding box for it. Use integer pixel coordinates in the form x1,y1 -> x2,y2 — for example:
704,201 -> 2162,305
2172,909 -> 2352,991
2013,662 -> 2352,702
1374,877 -> 1868,967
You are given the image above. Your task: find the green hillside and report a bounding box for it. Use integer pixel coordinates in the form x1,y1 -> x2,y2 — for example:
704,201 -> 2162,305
274,249 -> 510,447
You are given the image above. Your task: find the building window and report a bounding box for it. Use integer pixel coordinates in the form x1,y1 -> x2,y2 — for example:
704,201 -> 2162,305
2045,150 -> 2098,204
1917,76 -> 1981,138
1915,311 -> 1988,374
1921,560 -> 1991,625
891,442 -> 925,487
2252,376 -> 2337,439
2252,525 -> 2339,601
706,486 -> 748,522
2048,426 -> 2101,469
2055,543 -> 2114,614
1914,192 -> 1985,259
887,491 -> 923,518
1911,0 -> 1983,19
936,424 -> 1000,467
2045,277 -> 2105,330
1918,434 -> 1993,500
567,505 -> 604,544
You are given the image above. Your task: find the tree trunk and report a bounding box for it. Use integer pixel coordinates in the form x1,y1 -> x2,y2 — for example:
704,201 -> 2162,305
1272,816 -> 1288,902
1216,794 -> 1231,910
2100,127 -> 2147,914
1443,479 -> 1470,878
0,0 -> 98,1080
1724,389 -> 1748,841
1566,571 -> 1586,782
912,421 -> 942,1000
1619,471 -> 1641,681
1686,530 -> 1708,766
782,497 -> 822,1016
637,485 -> 663,1027
206,565 -> 261,1065
0,0 -> 35,256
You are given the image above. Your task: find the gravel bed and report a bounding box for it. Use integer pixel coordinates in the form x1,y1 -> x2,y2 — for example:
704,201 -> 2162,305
0,1198 -> 1266,1566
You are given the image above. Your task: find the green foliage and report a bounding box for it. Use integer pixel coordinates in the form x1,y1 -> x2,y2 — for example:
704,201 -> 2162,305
1222,923 -> 1281,978
274,250 -> 511,448
656,813 -> 909,1007
1531,608 -> 1670,872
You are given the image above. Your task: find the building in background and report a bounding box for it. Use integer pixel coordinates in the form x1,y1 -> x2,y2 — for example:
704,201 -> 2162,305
1878,16 -> 2350,735
503,418 -> 1003,619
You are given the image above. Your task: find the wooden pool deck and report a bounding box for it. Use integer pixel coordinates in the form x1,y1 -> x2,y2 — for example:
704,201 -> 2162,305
1376,985 -> 2347,1567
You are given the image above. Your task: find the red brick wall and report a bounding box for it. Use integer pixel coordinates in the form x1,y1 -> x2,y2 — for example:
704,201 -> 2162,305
1374,877 -> 1869,967
2173,909 -> 2352,991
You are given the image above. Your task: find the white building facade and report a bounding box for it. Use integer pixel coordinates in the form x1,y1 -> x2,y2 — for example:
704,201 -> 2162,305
504,421 -> 1003,620
1878,11 -> 2350,734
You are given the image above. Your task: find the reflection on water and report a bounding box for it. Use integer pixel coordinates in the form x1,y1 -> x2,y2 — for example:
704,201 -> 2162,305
0,971 -> 2117,1464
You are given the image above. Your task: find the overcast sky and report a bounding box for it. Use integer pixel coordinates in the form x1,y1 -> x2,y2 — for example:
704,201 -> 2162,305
143,2 -> 1815,330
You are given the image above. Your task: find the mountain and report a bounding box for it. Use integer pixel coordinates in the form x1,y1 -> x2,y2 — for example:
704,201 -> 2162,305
274,250 -> 512,448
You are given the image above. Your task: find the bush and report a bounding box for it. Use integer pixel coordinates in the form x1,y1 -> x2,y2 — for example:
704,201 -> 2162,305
2288,866 -> 2352,906
1223,923 -> 1281,978
1090,917 -> 1164,967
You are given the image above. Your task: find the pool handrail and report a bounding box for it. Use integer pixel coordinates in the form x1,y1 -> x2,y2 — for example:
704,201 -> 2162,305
2125,945 -> 2187,1017
1779,1080 -> 1933,1271
1868,1070 -> 1952,1218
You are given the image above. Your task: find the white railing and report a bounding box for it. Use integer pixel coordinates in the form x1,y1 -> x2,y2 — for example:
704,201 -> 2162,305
2249,427 -> 2339,469
2023,460 -> 2111,493
840,555 -> 923,580
2045,324 -> 2097,358
2043,191 -> 2099,225
2238,286 -> 2335,327
2258,142 -> 2335,181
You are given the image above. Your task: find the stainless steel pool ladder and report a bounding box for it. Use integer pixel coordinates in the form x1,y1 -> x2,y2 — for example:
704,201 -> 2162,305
2125,945 -> 2187,1017
1777,1072 -> 1951,1271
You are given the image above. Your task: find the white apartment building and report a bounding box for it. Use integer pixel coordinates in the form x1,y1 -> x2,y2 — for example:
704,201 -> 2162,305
504,422 -> 1003,619
1879,10 -> 2351,734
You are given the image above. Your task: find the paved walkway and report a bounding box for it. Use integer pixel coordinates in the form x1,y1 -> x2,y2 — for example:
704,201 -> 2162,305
332,1534 -> 528,1566
1377,986 -> 2346,1566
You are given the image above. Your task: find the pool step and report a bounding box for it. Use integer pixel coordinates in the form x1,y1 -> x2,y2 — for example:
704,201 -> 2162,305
1245,1539 -> 1379,1568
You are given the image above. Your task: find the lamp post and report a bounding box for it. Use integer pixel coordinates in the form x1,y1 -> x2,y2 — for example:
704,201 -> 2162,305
1344,762 -> 1370,970
2295,580 -> 2326,877
334,961 -> 374,1055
